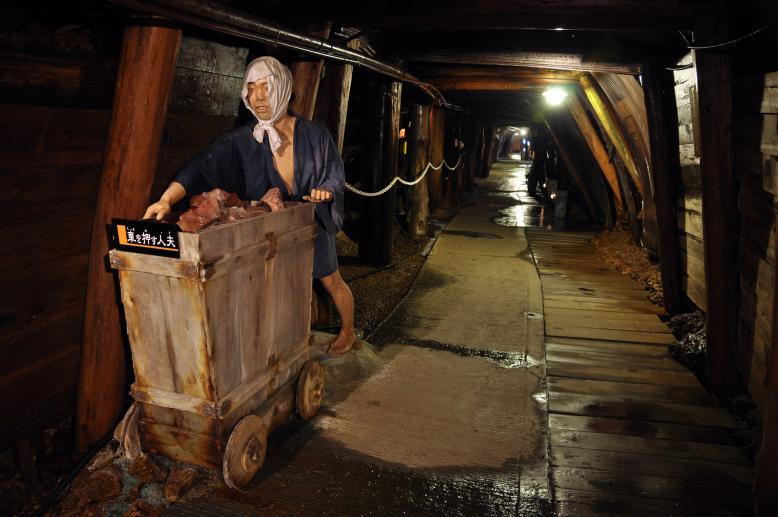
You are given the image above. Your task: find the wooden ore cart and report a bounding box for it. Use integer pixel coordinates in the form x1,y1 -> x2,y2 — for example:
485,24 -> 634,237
109,203 -> 325,489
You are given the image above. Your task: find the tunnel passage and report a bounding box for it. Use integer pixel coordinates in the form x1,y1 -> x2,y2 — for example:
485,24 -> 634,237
4,1 -> 778,515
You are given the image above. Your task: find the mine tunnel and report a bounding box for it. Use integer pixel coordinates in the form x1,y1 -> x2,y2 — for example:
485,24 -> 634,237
2,0 -> 778,515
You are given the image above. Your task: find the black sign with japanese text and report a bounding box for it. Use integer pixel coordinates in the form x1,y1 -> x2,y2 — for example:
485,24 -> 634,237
110,219 -> 181,258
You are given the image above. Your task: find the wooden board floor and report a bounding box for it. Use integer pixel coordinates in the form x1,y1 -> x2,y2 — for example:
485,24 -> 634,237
526,228 -> 753,517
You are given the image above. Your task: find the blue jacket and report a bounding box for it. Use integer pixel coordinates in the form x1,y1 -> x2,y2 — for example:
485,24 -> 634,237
173,117 -> 345,233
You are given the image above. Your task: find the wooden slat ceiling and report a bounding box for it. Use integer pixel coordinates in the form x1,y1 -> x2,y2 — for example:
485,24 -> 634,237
223,0 -> 776,125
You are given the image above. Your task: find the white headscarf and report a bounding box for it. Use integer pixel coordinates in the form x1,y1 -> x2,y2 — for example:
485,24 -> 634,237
241,56 -> 293,156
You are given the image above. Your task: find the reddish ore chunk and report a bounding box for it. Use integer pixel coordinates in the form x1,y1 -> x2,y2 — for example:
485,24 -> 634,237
227,206 -> 248,221
176,188 -> 271,232
194,197 -> 221,221
164,465 -> 198,502
70,465 -> 124,506
189,194 -> 205,207
260,187 -> 283,212
224,192 -> 243,207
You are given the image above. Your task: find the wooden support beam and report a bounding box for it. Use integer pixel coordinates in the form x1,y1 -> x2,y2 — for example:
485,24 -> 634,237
465,119 -> 480,191
410,50 -> 640,74
289,24 -> 331,119
579,74 -> 644,197
567,94 -> 624,218
478,127 -> 493,178
485,127 -> 499,175
642,64 -> 684,315
756,261 -> 778,513
358,81 -> 401,266
408,104 -> 431,236
443,111 -> 465,205
594,72 -> 659,254
427,107 -> 445,212
580,72 -> 658,246
693,14 -> 739,394
76,23 -> 182,451
313,40 -> 357,153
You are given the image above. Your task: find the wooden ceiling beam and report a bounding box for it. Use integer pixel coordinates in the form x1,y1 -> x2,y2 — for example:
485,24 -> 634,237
410,50 -> 640,74
417,64 -> 580,78
430,78 -> 575,92
417,65 -> 580,91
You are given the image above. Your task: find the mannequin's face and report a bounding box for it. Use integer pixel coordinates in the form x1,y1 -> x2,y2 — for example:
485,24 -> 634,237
246,79 -> 271,120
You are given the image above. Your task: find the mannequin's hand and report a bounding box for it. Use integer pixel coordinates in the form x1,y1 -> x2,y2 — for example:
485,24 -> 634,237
143,200 -> 171,221
303,188 -> 333,203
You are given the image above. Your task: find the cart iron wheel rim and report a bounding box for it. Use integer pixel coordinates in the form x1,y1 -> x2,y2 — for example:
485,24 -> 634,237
223,415 -> 267,490
296,360 -> 325,421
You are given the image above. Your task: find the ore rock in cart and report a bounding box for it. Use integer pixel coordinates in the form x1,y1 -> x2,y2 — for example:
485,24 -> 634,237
109,203 -> 325,490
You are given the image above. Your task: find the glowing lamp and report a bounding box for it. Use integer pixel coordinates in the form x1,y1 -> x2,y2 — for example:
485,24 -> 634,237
542,87 -> 568,106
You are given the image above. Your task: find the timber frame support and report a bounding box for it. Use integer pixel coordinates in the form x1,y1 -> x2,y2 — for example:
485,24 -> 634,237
358,80 -> 401,266
642,64 -> 684,315
76,22 -> 182,451
693,13 -> 739,394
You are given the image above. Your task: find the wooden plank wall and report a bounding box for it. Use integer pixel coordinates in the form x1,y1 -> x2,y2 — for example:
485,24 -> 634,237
733,71 -> 778,411
672,54 -> 778,414
0,35 -> 248,442
672,56 -> 707,310
0,56 -> 113,441
151,37 -> 249,202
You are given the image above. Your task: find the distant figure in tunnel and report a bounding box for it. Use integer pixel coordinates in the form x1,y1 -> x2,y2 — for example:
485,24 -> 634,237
527,133 -> 548,198
143,56 -> 356,356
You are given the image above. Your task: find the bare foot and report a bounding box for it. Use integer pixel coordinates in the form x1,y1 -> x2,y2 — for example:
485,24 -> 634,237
326,332 -> 355,357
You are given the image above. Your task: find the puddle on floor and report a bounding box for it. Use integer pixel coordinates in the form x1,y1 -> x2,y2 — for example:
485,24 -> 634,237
492,204 -> 546,228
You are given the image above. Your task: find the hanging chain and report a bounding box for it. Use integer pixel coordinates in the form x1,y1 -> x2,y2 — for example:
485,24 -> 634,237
345,155 -> 464,197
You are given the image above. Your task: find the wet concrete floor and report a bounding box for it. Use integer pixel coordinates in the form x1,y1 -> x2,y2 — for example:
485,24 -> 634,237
168,160 -> 551,516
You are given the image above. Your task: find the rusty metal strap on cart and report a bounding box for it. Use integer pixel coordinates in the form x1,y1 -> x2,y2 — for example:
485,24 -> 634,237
265,232 -> 278,260
130,335 -> 311,419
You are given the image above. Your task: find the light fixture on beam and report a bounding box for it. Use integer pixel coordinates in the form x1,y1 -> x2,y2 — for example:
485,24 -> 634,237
542,87 -> 568,106
519,128 -> 528,136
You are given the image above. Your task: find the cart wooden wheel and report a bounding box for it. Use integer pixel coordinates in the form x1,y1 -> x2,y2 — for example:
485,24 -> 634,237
223,415 -> 267,490
296,360 -> 325,421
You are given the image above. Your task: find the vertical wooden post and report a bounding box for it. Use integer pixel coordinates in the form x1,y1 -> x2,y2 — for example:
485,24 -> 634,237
756,271 -> 778,513
465,119 -> 480,191
567,94 -> 625,218
443,110 -> 463,206
454,116 -> 466,202
642,63 -> 685,315
694,13 -> 739,394
479,127 -> 498,178
427,107 -> 446,212
313,41 -> 357,153
289,24 -> 331,119
76,23 -> 181,451
358,81 -> 401,266
408,104 -> 430,236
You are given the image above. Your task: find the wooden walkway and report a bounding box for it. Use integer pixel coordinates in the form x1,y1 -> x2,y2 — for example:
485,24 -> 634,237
525,229 -> 753,516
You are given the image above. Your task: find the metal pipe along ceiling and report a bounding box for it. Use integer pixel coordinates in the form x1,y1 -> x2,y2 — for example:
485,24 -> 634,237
111,0 -> 446,104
